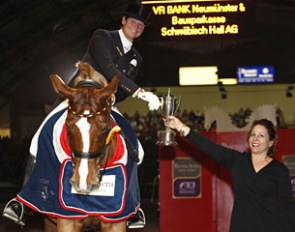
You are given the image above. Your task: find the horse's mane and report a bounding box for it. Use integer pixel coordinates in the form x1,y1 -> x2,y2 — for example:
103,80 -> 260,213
204,104 -> 277,132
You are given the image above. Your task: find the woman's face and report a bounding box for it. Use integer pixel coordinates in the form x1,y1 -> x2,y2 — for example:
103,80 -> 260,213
121,16 -> 145,41
248,124 -> 273,155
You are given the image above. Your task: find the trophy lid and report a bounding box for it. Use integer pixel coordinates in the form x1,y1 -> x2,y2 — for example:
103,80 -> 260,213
166,88 -> 173,97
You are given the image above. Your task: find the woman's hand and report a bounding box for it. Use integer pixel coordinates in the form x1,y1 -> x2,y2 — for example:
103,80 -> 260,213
164,116 -> 190,136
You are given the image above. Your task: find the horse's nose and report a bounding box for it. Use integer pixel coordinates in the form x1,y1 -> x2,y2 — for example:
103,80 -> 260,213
87,183 -> 100,193
69,178 -> 100,194
69,179 -> 82,192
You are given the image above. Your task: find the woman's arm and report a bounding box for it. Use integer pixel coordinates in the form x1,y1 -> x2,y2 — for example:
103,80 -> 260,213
186,129 -> 241,168
166,116 -> 241,168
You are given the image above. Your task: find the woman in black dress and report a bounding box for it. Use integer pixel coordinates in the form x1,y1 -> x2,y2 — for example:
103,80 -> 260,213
166,116 -> 295,232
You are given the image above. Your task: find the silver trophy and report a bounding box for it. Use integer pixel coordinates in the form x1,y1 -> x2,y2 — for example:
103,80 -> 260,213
157,88 -> 181,146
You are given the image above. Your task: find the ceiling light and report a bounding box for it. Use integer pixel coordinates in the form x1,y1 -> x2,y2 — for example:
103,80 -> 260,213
179,66 -> 218,86
218,78 -> 237,85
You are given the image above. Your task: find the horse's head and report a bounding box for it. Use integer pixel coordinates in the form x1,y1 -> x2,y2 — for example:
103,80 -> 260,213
50,62 -> 119,194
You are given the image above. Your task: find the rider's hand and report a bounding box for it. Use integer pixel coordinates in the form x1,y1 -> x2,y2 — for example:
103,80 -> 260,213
137,91 -> 162,111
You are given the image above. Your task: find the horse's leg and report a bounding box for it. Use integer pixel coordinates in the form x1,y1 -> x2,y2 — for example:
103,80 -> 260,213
57,218 -> 83,232
44,217 -> 58,232
100,221 -> 126,232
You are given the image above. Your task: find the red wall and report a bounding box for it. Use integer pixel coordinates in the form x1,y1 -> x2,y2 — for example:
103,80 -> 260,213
159,129 -> 295,232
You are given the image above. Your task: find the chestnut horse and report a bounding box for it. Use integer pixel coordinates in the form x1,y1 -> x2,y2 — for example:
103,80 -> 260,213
49,62 -> 126,232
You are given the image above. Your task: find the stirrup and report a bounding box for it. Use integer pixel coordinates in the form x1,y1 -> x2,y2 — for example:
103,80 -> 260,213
2,198 -> 28,226
127,208 -> 146,229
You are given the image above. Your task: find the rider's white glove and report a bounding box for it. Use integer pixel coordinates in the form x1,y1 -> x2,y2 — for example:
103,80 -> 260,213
138,91 -> 161,111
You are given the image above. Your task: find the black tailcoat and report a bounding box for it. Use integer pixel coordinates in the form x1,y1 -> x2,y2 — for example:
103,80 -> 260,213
71,29 -> 143,103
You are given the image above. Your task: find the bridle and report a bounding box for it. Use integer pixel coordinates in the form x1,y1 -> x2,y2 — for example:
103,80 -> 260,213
67,80 -> 113,166
68,105 -> 108,118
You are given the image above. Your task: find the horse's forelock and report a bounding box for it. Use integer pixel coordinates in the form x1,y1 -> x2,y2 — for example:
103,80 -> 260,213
74,61 -> 108,88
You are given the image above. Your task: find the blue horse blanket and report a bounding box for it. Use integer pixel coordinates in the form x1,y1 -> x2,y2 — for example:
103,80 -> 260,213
17,100 -> 142,222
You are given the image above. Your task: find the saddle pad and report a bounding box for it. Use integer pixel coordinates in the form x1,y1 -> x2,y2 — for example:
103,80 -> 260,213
59,160 -> 127,216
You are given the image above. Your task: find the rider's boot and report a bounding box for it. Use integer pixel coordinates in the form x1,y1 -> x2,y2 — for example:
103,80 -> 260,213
127,208 -> 146,229
2,154 -> 36,226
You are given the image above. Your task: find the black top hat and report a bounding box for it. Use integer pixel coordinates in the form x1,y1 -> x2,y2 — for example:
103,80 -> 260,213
124,3 -> 152,24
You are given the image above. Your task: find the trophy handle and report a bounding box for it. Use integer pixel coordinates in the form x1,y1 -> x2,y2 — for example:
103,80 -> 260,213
174,96 -> 181,115
159,97 -> 164,110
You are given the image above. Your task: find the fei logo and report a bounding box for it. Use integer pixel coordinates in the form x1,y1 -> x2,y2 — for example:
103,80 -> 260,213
174,178 -> 200,198
179,181 -> 196,190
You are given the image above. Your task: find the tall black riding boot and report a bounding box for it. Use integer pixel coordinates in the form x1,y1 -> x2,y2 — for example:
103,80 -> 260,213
2,154 -> 36,226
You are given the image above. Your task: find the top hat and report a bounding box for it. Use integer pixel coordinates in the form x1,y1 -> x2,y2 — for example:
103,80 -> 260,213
124,3 -> 152,24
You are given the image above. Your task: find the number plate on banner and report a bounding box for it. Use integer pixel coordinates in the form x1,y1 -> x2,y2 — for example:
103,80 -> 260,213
71,175 -> 116,196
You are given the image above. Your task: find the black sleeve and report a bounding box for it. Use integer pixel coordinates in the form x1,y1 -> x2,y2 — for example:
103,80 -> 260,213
185,129 -> 243,169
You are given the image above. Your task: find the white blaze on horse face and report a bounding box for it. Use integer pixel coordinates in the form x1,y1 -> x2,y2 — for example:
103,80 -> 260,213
76,113 -> 90,192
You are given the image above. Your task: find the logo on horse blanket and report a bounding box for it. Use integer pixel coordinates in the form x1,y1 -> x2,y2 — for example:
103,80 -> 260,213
17,102 -> 141,222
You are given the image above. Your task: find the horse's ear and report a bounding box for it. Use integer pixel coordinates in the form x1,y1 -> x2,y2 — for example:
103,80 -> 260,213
97,76 -> 119,96
93,76 -> 119,102
50,74 -> 77,99
107,76 -> 119,94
